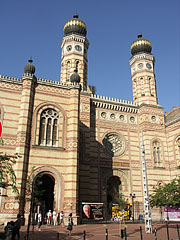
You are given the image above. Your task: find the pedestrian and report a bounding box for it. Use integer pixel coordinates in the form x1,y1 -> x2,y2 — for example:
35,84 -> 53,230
13,214 -> 21,240
52,209 -> 57,226
37,211 -> 42,231
67,213 -> 73,235
47,210 -> 52,225
59,211 -> 64,227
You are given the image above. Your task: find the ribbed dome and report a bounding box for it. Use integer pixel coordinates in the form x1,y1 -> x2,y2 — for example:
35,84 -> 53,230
70,69 -> 80,83
64,14 -> 87,37
131,33 -> 152,55
24,58 -> 35,74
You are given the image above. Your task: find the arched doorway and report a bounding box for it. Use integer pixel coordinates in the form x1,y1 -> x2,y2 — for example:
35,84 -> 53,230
106,176 -> 121,217
34,174 -> 55,215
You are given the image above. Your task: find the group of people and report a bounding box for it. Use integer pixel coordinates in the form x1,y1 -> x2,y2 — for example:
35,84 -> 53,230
46,210 -> 64,226
46,210 -> 73,235
4,211 -> 74,238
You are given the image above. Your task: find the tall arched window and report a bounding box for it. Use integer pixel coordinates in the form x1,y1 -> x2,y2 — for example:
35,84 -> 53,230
153,141 -> 162,167
67,61 -> 71,80
140,77 -> 145,96
39,109 -> 59,147
75,60 -> 79,72
177,138 -> 180,166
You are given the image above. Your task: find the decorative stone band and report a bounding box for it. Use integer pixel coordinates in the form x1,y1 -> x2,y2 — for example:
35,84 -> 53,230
91,94 -> 138,113
0,74 -> 80,90
4,202 -> 19,210
129,52 -> 154,65
0,75 -> 22,83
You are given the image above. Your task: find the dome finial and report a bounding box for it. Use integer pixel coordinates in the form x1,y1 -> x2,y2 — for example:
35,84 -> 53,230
24,57 -> 35,74
130,34 -> 152,55
28,57 -> 33,63
64,14 -> 87,37
73,13 -> 79,19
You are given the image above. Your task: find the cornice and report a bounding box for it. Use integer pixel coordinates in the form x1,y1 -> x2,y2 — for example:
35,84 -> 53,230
90,94 -> 138,113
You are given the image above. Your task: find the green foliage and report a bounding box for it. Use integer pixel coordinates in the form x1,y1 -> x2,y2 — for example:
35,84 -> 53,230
0,153 -> 19,194
25,167 -> 44,205
113,188 -> 127,210
150,177 -> 180,208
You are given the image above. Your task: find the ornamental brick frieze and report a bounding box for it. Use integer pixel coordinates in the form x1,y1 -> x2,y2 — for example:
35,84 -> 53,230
36,85 -> 79,98
131,163 -> 140,168
66,141 -> 78,148
139,122 -> 164,131
80,113 -> 90,121
0,82 -> 22,91
113,162 -> 129,168
139,107 -> 163,115
80,103 -> 90,112
4,202 -> 19,210
22,80 -> 32,86
63,202 -> 76,210
3,138 -> 16,146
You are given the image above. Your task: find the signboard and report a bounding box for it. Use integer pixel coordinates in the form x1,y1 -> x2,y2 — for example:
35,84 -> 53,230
112,204 -> 131,221
164,206 -> 180,221
82,202 -> 103,220
0,121 -> 2,138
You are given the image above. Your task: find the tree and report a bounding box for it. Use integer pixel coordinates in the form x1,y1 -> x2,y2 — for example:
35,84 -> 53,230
113,188 -> 127,210
150,177 -> 180,208
0,152 -> 19,195
25,167 -> 44,240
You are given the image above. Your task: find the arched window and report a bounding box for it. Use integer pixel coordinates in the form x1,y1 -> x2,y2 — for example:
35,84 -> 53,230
177,138 -> 180,166
153,141 -> 162,167
67,61 -> 71,80
75,60 -> 79,72
39,109 -> 59,147
140,77 -> 145,96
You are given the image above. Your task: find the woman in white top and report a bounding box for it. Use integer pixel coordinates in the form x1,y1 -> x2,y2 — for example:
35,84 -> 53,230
37,212 -> 42,231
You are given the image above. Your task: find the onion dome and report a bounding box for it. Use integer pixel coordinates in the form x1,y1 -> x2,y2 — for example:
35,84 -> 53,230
70,69 -> 80,83
64,14 -> 87,37
24,57 -> 35,74
131,33 -> 152,55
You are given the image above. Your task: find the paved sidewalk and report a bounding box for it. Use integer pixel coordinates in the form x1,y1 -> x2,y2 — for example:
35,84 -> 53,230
1,222 -> 180,239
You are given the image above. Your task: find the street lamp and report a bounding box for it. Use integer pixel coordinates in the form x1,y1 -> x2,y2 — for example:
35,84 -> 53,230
130,193 -> 136,222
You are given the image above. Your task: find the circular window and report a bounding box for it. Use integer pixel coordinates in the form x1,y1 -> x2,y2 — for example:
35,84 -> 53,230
66,45 -> 72,51
151,116 -> 156,122
120,115 -> 124,121
137,63 -> 143,69
103,133 -> 125,156
130,116 -> 135,123
110,113 -> 115,119
101,112 -> 106,118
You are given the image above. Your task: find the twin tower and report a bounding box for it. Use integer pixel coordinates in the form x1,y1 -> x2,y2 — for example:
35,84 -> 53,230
60,14 -> 158,106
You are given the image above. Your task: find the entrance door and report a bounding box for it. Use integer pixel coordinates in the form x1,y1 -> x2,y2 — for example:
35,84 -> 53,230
34,174 -> 55,215
106,176 -> 121,217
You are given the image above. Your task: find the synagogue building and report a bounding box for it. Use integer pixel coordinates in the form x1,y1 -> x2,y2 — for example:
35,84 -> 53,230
0,14 -> 180,224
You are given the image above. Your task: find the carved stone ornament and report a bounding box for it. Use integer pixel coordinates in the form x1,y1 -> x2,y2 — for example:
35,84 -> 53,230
103,133 -> 125,156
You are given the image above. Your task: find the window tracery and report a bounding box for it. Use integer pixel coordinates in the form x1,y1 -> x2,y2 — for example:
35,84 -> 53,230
39,109 -> 59,147
153,141 -> 162,167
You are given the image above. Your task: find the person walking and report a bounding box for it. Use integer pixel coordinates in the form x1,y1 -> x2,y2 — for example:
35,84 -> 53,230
37,211 -> 42,231
59,211 -> 64,227
47,210 -> 52,225
52,209 -> 57,226
67,213 -> 73,235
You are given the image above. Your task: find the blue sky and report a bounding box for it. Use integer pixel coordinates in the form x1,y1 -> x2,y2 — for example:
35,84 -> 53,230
0,0 -> 179,113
